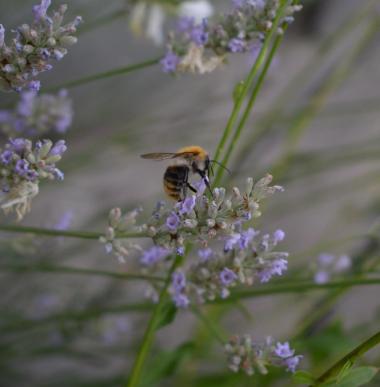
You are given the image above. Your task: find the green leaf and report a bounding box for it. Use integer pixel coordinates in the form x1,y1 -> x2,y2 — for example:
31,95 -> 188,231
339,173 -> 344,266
233,81 -> 245,103
154,301 -> 177,331
293,370 -> 316,384
320,367 -> 378,387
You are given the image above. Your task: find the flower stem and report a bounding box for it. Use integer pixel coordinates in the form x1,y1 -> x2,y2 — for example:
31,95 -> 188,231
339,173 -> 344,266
216,277 -> 380,303
214,32 -> 283,187
0,263 -> 164,282
0,224 -> 145,240
211,0 -> 289,178
314,330 -> 380,385
126,254 -> 182,387
47,57 -> 160,91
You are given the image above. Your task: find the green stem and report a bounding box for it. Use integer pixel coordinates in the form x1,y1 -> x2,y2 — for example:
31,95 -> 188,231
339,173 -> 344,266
0,263 -> 164,282
191,306 -> 227,344
314,330 -> 380,385
211,0 -> 288,174
47,57 -> 160,91
0,224 -> 146,240
214,32 -> 283,187
215,277 -> 380,303
126,254 -> 182,387
231,0 -> 375,172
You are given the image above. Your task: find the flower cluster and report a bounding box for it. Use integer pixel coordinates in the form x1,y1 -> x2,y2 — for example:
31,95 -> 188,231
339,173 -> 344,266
128,0 -> 213,46
0,138 -> 66,220
99,208 -> 145,263
0,89 -> 73,137
170,227 -> 288,305
225,335 -> 302,375
161,0 -> 302,74
313,253 -> 351,284
0,0 -> 82,92
101,175 -> 288,306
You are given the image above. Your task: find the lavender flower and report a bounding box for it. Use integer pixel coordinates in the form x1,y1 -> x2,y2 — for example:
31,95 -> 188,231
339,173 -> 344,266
225,335 -> 302,375
166,211 -> 180,231
0,89 -> 73,137
140,246 -> 170,266
313,253 -> 352,284
101,175 -> 288,307
0,1 -> 82,91
0,137 -> 67,219
228,38 -> 246,53
160,51 -> 180,73
163,0 -> 302,74
274,342 -> 295,358
220,268 -> 238,286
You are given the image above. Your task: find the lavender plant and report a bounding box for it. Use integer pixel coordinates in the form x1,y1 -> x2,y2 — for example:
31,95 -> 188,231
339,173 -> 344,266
0,138 -> 66,220
100,175 -> 291,308
0,89 -> 73,136
0,1 -> 380,387
0,0 -> 81,92
225,335 -> 302,375
161,0 -> 302,73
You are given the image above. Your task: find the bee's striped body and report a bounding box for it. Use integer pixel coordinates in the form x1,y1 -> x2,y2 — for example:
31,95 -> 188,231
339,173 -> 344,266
163,165 -> 190,200
141,145 -> 212,201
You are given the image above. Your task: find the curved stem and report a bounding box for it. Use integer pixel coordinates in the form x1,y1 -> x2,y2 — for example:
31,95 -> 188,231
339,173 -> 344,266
126,254 -> 183,387
314,330 -> 380,385
211,0 -> 288,176
47,57 -> 160,91
0,224 -> 146,240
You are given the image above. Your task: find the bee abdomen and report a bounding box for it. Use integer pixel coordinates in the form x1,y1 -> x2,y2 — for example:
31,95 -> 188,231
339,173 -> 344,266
163,165 -> 188,200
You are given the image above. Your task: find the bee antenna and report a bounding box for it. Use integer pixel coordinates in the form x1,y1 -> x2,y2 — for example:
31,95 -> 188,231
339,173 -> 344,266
210,160 -> 231,175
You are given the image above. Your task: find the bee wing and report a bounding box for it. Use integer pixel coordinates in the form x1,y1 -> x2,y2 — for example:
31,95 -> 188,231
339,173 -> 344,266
140,152 -> 178,160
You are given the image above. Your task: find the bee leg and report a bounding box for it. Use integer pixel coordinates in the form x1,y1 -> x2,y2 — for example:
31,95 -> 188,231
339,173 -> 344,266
187,183 -> 197,193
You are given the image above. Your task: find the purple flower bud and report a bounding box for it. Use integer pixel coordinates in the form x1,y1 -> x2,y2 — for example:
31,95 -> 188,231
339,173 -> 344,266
0,150 -> 14,165
50,140 -> 67,156
178,195 -> 196,215
220,268 -> 238,286
25,169 -> 39,181
140,246 -> 170,266
314,271 -> 329,284
273,229 -> 285,244
9,138 -> 28,152
284,355 -> 303,373
334,255 -> 351,272
224,233 -> 241,251
166,211 -> 180,231
274,342 -> 295,359
176,246 -> 185,256
32,0 -> 51,22
52,168 -> 64,181
14,159 -> 30,176
160,51 -> 180,73
172,271 -> 186,292
239,228 -> 257,249
228,38 -> 246,53
173,292 -> 190,308
191,24 -> 209,46
27,80 -> 41,91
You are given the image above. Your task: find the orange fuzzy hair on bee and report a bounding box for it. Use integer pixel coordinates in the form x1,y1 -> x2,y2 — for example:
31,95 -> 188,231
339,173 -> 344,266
176,145 -> 209,161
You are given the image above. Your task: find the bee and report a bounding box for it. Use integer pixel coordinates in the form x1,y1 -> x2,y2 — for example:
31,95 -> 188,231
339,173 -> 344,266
141,145 -> 218,201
